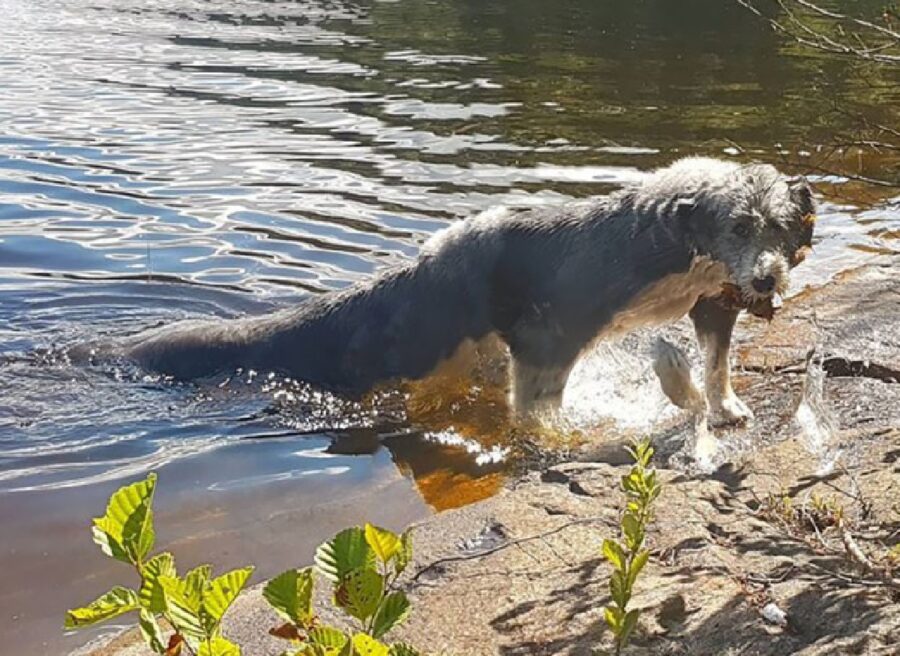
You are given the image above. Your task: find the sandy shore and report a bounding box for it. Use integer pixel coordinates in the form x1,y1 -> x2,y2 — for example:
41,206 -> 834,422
77,258 -> 900,656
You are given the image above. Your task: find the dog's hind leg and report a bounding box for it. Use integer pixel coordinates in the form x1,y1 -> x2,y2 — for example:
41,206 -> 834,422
689,298 -> 753,424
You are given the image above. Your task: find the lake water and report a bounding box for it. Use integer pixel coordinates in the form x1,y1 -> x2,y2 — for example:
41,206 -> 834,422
0,0 -> 898,653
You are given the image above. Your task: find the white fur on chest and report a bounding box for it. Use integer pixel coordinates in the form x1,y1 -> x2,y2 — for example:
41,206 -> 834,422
599,256 -> 730,341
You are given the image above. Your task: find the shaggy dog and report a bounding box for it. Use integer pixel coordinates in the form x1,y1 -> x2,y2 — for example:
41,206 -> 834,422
116,157 -> 815,421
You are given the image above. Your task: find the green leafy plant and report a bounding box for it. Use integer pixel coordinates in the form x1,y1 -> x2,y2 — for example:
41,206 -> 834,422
65,473 -> 254,656
263,523 -> 419,655
599,438 -> 661,655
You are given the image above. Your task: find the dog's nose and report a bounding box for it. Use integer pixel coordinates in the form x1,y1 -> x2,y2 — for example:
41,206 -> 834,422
752,275 -> 776,294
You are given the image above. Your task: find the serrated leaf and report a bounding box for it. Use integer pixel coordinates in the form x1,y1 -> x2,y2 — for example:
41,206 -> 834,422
388,644 -> 421,656
263,568 -> 315,627
201,566 -> 254,632
138,607 -> 166,654
309,626 -> 349,649
160,575 -> 206,641
334,567 -> 383,622
92,473 -> 157,565
140,552 -> 176,613
186,565 -> 212,597
365,523 -> 400,564
315,528 -> 375,583
64,587 -> 139,629
198,636 -> 241,656
371,591 -> 411,639
351,634 -> 389,656
620,609 -> 640,647
601,539 -> 626,572
394,530 -> 413,576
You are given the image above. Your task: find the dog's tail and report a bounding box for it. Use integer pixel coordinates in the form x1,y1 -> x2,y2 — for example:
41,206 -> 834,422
652,338 -> 705,414
114,259 -> 492,393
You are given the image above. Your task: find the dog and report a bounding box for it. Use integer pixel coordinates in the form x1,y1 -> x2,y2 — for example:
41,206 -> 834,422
111,157 -> 815,420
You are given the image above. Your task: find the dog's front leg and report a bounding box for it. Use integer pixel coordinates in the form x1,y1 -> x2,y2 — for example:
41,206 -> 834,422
689,298 -> 753,424
509,356 -> 573,417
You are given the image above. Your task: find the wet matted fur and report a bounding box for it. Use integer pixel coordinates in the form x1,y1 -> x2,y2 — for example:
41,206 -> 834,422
115,157 -> 815,420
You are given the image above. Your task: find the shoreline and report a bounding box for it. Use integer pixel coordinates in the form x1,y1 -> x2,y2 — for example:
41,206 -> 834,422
77,258 -> 899,655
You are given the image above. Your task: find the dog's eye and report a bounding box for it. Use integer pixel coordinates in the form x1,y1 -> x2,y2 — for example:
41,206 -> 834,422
733,222 -> 751,238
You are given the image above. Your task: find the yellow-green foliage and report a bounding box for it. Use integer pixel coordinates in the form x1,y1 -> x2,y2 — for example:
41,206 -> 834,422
65,473 -> 253,656
599,438 -> 661,655
264,523 -> 418,655
65,473 -> 421,656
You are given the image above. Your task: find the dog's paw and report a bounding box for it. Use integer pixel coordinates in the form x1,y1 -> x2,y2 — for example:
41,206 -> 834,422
710,394 -> 754,425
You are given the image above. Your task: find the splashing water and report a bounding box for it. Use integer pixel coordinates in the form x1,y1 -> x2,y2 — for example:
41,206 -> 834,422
794,355 -> 842,474
562,338 -> 684,431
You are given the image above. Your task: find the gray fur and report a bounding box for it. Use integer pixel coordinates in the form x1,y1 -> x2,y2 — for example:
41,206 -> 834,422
117,157 -> 815,414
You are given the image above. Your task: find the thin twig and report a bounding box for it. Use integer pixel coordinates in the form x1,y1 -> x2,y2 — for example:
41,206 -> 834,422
838,519 -> 900,588
410,516 -> 615,584
793,0 -> 900,42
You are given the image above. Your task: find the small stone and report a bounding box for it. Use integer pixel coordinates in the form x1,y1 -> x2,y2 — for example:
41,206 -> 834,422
761,602 -> 788,627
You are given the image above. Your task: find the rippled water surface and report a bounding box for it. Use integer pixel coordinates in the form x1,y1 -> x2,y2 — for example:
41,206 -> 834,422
1,0 -> 899,653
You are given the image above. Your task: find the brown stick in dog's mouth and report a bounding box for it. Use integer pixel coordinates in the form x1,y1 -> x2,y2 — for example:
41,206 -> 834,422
715,283 -> 782,321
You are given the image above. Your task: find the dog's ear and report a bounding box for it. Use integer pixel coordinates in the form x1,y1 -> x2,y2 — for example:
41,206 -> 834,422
675,196 -> 714,252
788,177 -> 813,208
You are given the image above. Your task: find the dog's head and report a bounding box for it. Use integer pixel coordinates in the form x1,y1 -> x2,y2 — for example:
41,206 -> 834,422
688,163 -> 815,307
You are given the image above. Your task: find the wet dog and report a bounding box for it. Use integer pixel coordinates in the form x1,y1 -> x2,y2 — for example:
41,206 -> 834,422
114,157 -> 815,420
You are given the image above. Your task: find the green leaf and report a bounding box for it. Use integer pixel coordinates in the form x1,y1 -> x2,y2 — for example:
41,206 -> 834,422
365,523 -> 400,564
64,587 -> 139,629
139,552 -> 176,613
175,565 -> 211,613
609,570 -> 628,609
198,636 -> 241,656
601,539 -> 626,572
315,526 -> 375,583
388,644 -> 421,656
351,634 -> 389,656
316,528 -> 375,583
603,606 -> 622,632
91,473 -> 157,565
334,567 -> 384,622
620,609 -> 640,647
263,568 -> 316,627
625,445 -> 638,462
159,575 -> 206,642
621,472 -> 640,496
394,530 -> 413,576
202,566 -> 254,632
308,626 -> 349,649
621,513 -> 643,552
628,550 -> 650,588
137,607 -> 166,654
371,591 -> 411,639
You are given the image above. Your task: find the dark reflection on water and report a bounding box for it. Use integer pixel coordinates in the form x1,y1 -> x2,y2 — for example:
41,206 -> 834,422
0,0 -> 898,653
